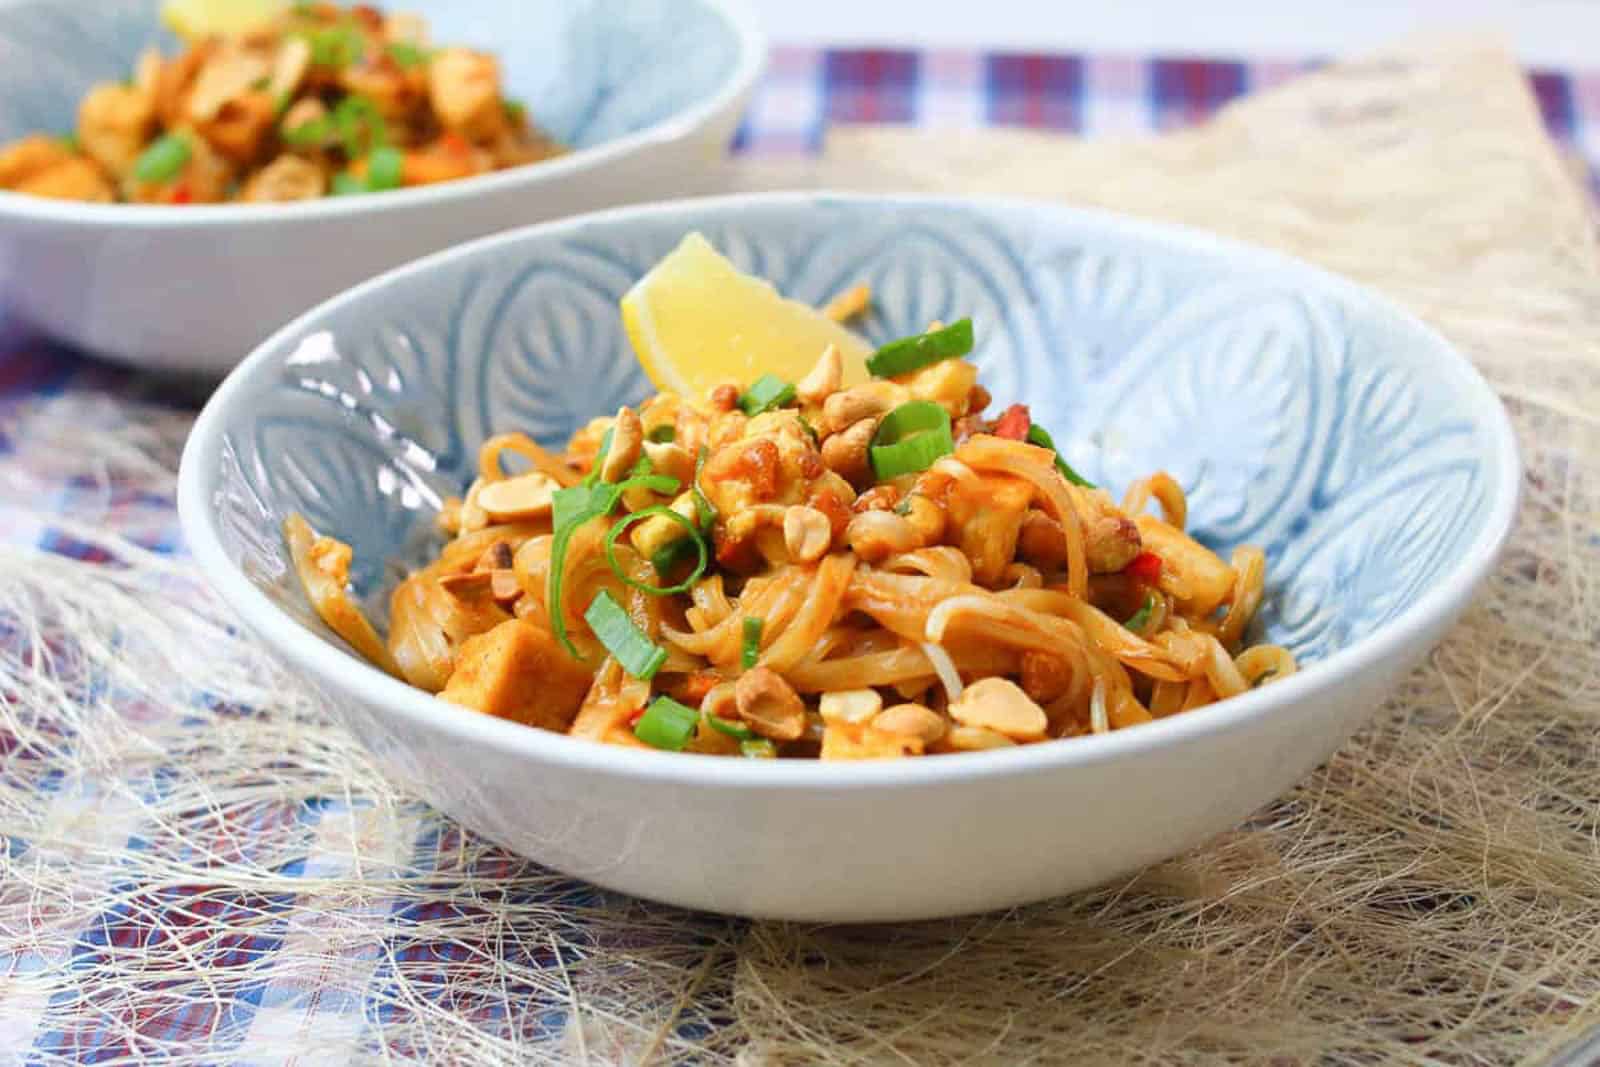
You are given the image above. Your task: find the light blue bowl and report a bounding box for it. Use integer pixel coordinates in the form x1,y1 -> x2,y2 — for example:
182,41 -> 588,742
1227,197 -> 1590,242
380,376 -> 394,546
0,0 -> 763,373
180,194 -> 1520,920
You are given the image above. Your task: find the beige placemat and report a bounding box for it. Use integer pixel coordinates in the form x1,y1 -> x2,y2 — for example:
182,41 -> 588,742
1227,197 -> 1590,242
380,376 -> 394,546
2,34 -> 1597,1066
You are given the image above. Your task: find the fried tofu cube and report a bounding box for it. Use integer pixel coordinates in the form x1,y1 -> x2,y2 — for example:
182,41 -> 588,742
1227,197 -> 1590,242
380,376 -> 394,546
1134,514 -> 1237,617
77,82 -> 156,177
195,90 -> 278,165
0,134 -> 75,189
946,473 -> 1034,586
16,157 -> 114,202
438,618 -> 592,732
820,723 -> 922,760
427,47 -> 504,142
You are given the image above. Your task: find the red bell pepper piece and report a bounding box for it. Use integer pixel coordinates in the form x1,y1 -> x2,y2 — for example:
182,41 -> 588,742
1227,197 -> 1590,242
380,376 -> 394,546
1125,551 -> 1163,583
992,403 -> 1031,440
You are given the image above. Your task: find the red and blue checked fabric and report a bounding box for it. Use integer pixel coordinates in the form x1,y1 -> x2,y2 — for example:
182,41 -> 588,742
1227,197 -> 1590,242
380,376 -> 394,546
3,46 -> 1598,1062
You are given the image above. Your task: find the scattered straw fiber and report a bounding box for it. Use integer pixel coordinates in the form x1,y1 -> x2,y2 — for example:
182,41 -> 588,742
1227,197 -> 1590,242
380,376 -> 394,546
3,34 -> 1600,1066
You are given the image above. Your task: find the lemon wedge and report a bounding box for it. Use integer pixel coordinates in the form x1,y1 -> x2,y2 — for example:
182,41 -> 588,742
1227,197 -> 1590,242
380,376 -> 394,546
161,0 -> 286,40
621,233 -> 872,400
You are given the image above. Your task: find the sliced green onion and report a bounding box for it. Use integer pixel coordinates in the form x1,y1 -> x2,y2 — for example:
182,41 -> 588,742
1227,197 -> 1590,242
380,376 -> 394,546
738,373 -> 796,416
58,132 -> 79,151
282,115 -> 330,146
132,134 -> 190,183
330,172 -> 368,196
651,536 -> 699,580
646,425 -> 676,443
502,97 -> 527,123
1025,424 -> 1096,488
894,494 -> 914,516
366,145 -> 403,190
1124,593 -> 1156,633
584,590 -> 667,680
584,427 -> 615,486
691,446 -> 717,533
741,617 -> 763,669
603,507 -> 707,597
796,415 -> 819,444
866,318 -> 974,377
301,24 -> 365,69
386,41 -> 431,68
740,738 -> 777,758
633,696 -> 698,751
870,401 -> 954,480
250,75 -> 270,91
1253,669 -> 1279,688
272,91 -> 293,117
333,93 -> 387,158
548,482 -> 623,656
704,711 -> 754,741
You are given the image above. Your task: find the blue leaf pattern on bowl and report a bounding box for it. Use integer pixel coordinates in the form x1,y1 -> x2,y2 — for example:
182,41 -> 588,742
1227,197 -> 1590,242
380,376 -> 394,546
212,201 -> 1502,669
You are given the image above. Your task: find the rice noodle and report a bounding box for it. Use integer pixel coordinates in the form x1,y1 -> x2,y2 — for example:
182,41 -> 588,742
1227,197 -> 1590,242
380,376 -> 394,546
287,349 -> 1294,757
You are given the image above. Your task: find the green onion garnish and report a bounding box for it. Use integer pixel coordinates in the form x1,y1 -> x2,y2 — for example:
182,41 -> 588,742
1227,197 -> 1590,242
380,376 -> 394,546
1253,669 -> 1279,688
705,711 -> 754,741
741,617 -> 763,669
365,145 -> 403,190
58,132 -> 80,151
584,427 -> 614,486
272,91 -> 293,116
1024,424 -> 1096,488
502,97 -> 527,123
691,446 -> 717,533
584,590 -> 667,680
603,507 -> 707,596
646,425 -> 676,443
740,738 -> 777,758
633,696 -> 699,751
282,115 -> 330,146
738,373 -> 797,416
132,134 -> 190,184
796,415 -> 820,443
870,401 -> 954,480
386,41 -> 431,68
548,482 -> 621,656
330,172 -> 368,196
866,318 -> 974,378
650,536 -> 697,580
333,94 -> 387,158
301,24 -> 365,69
1124,593 -> 1156,633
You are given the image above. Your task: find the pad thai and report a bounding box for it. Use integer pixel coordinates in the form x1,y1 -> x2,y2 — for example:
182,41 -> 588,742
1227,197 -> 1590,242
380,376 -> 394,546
287,245 -> 1295,760
0,2 -> 560,204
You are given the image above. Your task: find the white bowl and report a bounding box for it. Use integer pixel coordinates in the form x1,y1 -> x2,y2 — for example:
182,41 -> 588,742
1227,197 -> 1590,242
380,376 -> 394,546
0,0 -> 763,375
178,193 -> 1520,921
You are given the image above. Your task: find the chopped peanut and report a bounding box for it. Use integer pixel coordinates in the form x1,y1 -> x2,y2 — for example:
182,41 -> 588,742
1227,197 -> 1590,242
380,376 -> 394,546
819,689 -> 883,725
734,668 -> 806,741
783,505 -> 832,563
475,472 -> 559,522
949,677 -> 1048,740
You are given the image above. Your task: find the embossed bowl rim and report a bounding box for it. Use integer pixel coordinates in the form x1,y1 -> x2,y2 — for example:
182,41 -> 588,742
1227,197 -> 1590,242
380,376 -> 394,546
178,191 -> 1522,789
0,0 -> 765,227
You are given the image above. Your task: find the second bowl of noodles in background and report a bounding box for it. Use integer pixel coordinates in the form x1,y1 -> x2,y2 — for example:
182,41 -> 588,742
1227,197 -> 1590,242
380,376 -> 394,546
0,0 -> 763,373
178,193 -> 1518,920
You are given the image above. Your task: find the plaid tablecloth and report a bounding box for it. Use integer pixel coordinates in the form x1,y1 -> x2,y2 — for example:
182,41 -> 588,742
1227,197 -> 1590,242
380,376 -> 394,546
2,46 -> 1598,1063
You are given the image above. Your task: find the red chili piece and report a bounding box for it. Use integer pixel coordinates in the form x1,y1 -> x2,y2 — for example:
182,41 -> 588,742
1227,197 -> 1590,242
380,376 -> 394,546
992,403 -> 1031,440
627,705 -> 647,726
171,183 -> 192,204
1125,551 -> 1163,582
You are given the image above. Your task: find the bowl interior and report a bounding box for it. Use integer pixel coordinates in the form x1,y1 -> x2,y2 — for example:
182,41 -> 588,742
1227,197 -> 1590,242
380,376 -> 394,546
0,0 -> 745,149
201,196 -> 1507,670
